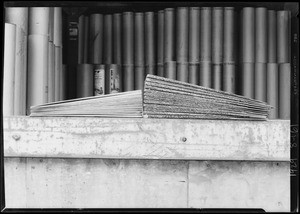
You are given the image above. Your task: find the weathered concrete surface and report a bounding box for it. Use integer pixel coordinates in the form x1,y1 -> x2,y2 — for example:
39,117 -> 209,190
3,116 -> 290,161
4,158 -> 289,211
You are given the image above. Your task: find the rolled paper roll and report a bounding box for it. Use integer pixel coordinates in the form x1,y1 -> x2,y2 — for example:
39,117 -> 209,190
223,62 -> 236,94
157,63 -> 164,77
113,13 -> 122,65
123,64 -> 134,91
212,7 -> 224,64
104,14 -> 113,64
242,7 -> 255,63
268,10 -> 277,63
254,63 -> 267,102
5,7 -> 28,35
145,12 -> 155,67
89,14 -> 104,64
53,7 -> 62,47
145,64 -> 156,75
278,63 -> 291,119
164,61 -> 176,80
60,64 -> 66,100
212,63 -> 222,90
122,12 -> 134,65
29,7 -> 50,36
157,10 -> 164,64
188,62 -> 199,85
267,63 -> 279,119
78,15 -> 85,64
223,7 -> 235,63
177,62 -> 189,83
48,41 -> 55,102
277,11 -> 290,63
199,61 -> 212,88
13,26 -> 26,115
106,64 -> 121,94
241,62 -> 254,99
27,34 -> 48,113
48,7 -> 54,42
200,7 -> 212,61
76,64 -> 94,98
54,46 -> 62,101
94,64 -> 106,96
134,13 -> 145,66
189,7 -> 200,63
164,8 -> 175,62
134,65 -> 145,90
176,7 -> 189,62
255,8 -> 267,63
83,16 -> 89,63
3,23 -> 16,116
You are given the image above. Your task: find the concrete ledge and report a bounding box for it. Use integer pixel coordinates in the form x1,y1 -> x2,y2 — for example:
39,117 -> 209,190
3,116 -> 290,161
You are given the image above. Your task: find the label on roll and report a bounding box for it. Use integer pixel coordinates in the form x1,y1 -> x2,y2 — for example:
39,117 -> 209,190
94,68 -> 105,95
110,68 -> 120,93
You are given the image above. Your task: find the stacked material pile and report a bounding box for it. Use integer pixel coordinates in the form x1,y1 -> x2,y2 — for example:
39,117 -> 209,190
30,75 -> 272,120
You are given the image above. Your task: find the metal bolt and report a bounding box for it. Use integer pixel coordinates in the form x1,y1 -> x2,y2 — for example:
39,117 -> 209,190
181,137 -> 187,142
12,135 -> 21,141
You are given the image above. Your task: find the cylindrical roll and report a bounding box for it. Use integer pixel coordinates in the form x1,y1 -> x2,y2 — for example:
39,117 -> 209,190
223,7 -> 235,63
146,64 -> 156,75
255,8 -> 267,63
134,65 -> 145,90
83,16 -> 89,63
78,15 -> 85,64
123,64 -> 134,91
157,63 -> 164,77
267,63 -> 278,119
13,26 -> 26,115
104,14 -> 113,64
28,7 -> 50,36
76,64 -> 94,98
106,64 -> 121,94
241,62 -> 254,99
199,61 -> 211,88
145,12 -> 156,67
200,7 -> 212,61
3,23 -> 16,116
157,10 -> 164,64
113,13 -> 122,65
242,7 -> 255,63
188,63 -> 199,85
212,63 -> 222,90
48,7 -> 54,42
89,14 -> 104,64
189,7 -> 200,63
278,63 -> 291,119
5,7 -> 28,35
27,34 -> 48,113
48,42 -> 55,102
268,10 -> 277,63
176,7 -> 189,62
212,7 -> 223,64
122,12 -> 134,65
60,64 -> 66,100
94,64 -> 106,96
254,63 -> 267,102
54,46 -> 62,101
223,63 -> 236,93
277,11 -> 290,63
164,8 -> 175,62
177,62 -> 189,83
134,13 -> 145,66
53,7 -> 62,47
164,61 -> 176,80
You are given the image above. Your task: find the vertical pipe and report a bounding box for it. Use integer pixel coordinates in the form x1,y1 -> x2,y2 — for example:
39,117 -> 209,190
3,23 -> 16,115
78,15 -> 85,64
242,7 -> 255,63
48,41 -> 55,102
113,13 -> 122,65
164,61 -> 177,80
241,62 -> 255,99
267,63 -> 278,119
255,7 -> 267,63
82,16 -> 89,63
104,14 -> 113,64
76,64 -> 94,98
28,7 -> 50,36
254,63 -> 267,102
200,7 -> 212,62
223,63 -> 236,93
212,64 -> 222,90
89,14 -> 104,64
48,7 -> 54,42
157,10 -> 164,76
5,7 -> 28,35
199,61 -> 211,88
278,63 -> 291,119
277,11 -> 290,63
105,64 -> 121,94
164,8 -> 175,62
268,10 -> 277,63
188,63 -> 199,85
54,46 -> 62,101
53,7 -> 63,47
145,12 -> 156,74
223,7 -> 235,63
177,62 -> 189,82
94,64 -> 106,96
60,64 -> 66,100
